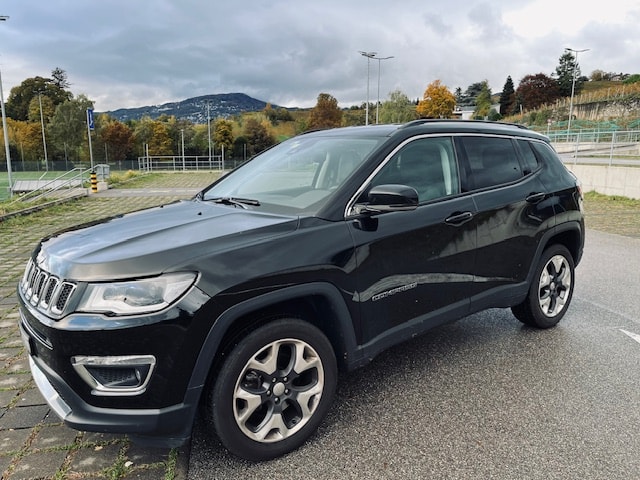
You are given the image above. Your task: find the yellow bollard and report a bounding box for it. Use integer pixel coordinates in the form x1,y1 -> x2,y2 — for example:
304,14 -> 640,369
91,171 -> 98,193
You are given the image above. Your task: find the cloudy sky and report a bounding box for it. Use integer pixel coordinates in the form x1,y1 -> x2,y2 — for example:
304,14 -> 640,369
1,0 -> 639,112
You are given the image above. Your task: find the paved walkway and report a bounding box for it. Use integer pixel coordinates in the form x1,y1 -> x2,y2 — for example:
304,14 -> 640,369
0,173 -> 219,480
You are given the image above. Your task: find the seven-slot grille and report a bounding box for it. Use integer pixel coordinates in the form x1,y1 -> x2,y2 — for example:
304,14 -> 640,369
21,259 -> 76,318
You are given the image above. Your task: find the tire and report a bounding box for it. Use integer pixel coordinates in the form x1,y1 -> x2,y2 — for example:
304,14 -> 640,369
208,318 -> 337,461
512,244 -> 575,329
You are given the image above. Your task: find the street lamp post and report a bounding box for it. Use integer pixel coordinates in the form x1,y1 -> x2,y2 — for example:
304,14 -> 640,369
0,15 -> 12,198
565,47 -> 589,133
359,51 -> 376,125
373,55 -> 393,124
38,92 -> 49,172
359,51 -> 394,125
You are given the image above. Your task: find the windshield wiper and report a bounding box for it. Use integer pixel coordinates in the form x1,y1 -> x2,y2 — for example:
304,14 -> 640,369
208,197 -> 261,209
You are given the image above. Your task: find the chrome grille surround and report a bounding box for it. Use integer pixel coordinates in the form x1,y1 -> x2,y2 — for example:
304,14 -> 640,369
20,259 -> 77,319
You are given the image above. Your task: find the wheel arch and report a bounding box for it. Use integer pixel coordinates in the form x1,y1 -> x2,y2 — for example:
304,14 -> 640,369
187,282 -> 358,397
520,221 -> 584,292
543,221 -> 584,267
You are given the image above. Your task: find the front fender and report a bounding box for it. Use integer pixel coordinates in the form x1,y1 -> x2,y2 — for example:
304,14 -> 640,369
185,282 -> 359,396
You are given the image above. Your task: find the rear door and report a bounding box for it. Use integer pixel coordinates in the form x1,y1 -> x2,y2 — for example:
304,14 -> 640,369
455,135 -> 555,305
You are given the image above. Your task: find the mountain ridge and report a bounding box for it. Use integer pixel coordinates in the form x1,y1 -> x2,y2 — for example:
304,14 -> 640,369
103,93 -> 281,123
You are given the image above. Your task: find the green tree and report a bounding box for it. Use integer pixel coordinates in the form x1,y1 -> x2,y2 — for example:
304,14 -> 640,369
0,118 -> 44,167
51,67 -> 71,90
148,122 -> 173,156
457,81 -> 485,106
27,95 -> 55,124
416,80 -> 456,119
244,118 -> 275,157
100,118 -> 135,163
499,76 -> 515,116
473,81 -> 492,119
379,89 -> 418,123
6,72 -> 72,121
516,73 -> 561,111
623,74 -> 640,84
555,51 -> 584,98
48,95 -> 94,163
308,93 -> 342,129
214,119 -> 234,155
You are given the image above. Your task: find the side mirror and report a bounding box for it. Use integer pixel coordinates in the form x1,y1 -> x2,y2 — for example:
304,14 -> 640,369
354,184 -> 419,215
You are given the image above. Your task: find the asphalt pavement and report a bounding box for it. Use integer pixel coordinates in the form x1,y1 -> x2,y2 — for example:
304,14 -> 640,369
187,230 -> 640,480
1,175 -> 639,479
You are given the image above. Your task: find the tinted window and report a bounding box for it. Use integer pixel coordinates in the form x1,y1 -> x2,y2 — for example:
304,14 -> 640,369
529,141 -> 559,164
372,137 -> 460,203
459,137 -> 523,189
516,139 -> 539,174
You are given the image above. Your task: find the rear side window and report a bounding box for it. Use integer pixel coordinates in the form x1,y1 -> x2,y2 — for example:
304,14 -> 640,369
459,137 -> 523,190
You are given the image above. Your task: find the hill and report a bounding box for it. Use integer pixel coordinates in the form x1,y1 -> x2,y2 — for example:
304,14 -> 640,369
103,93 -> 279,123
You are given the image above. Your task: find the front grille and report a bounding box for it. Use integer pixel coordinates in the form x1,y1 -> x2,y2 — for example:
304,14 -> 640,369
21,259 -> 77,319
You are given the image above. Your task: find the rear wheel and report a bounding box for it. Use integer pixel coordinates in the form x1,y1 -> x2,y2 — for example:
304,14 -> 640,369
512,244 -> 575,329
208,318 -> 337,461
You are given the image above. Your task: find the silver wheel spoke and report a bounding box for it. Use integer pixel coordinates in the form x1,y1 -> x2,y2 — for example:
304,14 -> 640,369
254,412 -> 288,441
293,342 -> 321,374
233,337 -> 325,443
235,387 -> 263,422
296,382 -> 323,417
538,254 -> 571,317
245,343 -> 279,375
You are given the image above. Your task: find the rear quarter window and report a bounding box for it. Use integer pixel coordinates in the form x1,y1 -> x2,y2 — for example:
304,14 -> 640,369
516,139 -> 540,175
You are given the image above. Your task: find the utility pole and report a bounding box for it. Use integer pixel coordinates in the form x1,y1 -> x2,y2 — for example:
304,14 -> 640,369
1,15 -> 13,197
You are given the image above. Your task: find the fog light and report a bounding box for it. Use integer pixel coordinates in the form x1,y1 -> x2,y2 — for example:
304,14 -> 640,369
71,355 -> 156,396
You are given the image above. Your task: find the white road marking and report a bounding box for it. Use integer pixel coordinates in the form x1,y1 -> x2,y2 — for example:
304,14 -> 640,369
620,329 -> 640,345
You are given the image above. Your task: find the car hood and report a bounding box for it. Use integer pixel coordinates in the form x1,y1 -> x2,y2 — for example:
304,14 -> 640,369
34,200 -> 299,281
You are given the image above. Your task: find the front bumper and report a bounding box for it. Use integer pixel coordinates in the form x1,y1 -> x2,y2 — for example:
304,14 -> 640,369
17,283 -> 211,448
26,346 -> 199,447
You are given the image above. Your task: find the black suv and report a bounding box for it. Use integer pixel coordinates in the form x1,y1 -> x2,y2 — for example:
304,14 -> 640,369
18,120 -> 584,460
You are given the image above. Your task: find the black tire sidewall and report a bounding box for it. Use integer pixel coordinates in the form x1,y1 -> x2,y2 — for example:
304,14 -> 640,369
210,318 -> 337,461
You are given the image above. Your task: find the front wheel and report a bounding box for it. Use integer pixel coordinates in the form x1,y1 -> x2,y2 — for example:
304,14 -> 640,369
512,244 -> 575,329
208,318 -> 337,461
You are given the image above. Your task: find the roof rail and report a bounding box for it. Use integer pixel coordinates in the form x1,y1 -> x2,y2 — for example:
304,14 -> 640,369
399,119 -> 530,130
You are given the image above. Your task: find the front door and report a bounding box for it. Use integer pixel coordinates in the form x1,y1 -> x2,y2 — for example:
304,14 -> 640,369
347,136 -> 477,347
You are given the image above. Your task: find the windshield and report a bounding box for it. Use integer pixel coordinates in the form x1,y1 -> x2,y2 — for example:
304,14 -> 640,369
202,135 -> 383,215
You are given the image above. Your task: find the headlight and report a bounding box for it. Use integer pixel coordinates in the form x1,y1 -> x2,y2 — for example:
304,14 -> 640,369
77,272 -> 196,316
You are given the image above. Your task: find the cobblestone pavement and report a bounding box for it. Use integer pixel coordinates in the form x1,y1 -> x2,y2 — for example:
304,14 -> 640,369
0,172 -> 218,480
0,172 -> 638,479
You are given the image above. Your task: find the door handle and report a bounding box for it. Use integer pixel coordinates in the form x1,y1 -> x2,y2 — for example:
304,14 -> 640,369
526,192 -> 546,204
445,211 -> 474,226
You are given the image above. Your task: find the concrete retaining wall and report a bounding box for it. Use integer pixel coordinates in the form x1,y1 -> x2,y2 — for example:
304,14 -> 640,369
565,164 -> 640,199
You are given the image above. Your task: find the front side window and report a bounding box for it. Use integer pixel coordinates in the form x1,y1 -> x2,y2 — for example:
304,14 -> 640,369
370,136 -> 460,203
202,135 -> 384,214
459,136 -> 523,190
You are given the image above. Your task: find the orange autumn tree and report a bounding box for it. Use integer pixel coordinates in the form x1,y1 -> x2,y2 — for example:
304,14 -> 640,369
416,80 -> 456,119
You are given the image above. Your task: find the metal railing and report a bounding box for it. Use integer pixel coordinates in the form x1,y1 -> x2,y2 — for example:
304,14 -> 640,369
138,155 -> 225,172
547,129 -> 640,145
548,129 -> 640,164
10,167 -> 91,204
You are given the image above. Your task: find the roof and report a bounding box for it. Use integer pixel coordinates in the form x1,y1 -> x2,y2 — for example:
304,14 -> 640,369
304,120 -> 549,142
